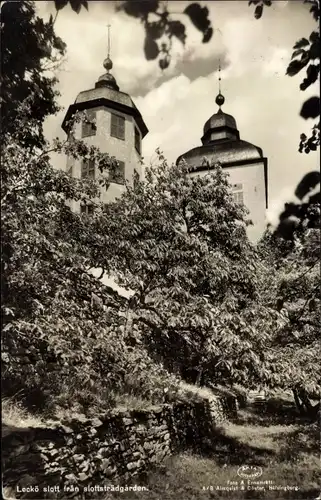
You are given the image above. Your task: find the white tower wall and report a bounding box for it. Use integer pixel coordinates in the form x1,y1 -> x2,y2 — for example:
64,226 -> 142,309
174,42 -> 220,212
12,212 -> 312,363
67,105 -> 143,212
188,162 -> 267,242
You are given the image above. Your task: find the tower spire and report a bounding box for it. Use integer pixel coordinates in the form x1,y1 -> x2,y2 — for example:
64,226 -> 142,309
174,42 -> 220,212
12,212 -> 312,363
103,24 -> 113,73
215,59 -> 225,110
95,23 -> 119,91
107,23 -> 111,59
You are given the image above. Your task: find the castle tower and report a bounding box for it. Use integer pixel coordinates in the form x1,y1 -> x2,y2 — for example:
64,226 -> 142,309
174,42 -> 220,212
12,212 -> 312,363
61,26 -> 148,213
177,67 -> 268,242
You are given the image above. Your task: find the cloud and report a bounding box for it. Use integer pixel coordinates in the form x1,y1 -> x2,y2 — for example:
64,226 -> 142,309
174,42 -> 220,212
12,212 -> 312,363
116,19 -> 228,97
262,47 -> 291,76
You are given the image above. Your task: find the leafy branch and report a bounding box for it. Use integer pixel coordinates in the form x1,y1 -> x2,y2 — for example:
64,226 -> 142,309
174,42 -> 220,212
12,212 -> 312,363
250,0 -> 320,155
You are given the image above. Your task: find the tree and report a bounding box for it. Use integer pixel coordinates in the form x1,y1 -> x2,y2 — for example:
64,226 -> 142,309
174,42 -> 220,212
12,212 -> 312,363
75,156 -> 318,412
0,1 -> 188,414
85,158 -> 271,387
1,99 -> 109,404
1,1 -> 66,150
1,105 -> 181,412
258,226 -> 320,416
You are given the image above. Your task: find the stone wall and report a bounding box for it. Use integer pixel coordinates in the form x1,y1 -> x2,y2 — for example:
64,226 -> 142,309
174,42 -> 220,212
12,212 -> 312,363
2,390 -> 237,499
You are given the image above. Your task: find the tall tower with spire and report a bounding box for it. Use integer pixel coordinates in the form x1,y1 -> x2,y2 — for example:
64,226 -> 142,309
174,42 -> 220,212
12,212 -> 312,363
62,26 -> 148,213
177,64 -> 268,242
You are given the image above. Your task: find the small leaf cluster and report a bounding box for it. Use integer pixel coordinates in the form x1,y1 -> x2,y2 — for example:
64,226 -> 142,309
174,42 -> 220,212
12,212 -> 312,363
248,0 -> 272,20
54,0 -> 88,14
299,124 -> 320,153
117,1 -> 213,70
275,172 -> 320,240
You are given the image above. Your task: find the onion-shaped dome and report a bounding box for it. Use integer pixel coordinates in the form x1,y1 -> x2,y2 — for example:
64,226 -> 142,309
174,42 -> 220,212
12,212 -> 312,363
95,71 -> 119,91
203,108 -> 237,136
61,29 -> 149,139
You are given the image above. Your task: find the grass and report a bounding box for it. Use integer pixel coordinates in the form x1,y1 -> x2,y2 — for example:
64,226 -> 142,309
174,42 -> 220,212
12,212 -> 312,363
2,397 -> 46,430
1,389 -> 154,429
1,380 -> 228,429
107,400 -> 320,500
108,448 -> 319,500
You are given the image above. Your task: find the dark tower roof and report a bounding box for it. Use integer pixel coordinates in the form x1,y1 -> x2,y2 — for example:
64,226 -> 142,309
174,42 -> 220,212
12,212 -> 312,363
177,79 -> 263,168
201,107 -> 240,145
61,32 -> 148,137
203,109 -> 237,137
177,141 -> 263,169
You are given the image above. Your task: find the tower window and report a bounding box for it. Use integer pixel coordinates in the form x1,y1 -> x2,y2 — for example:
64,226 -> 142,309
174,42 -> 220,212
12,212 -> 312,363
135,127 -> 141,154
67,165 -> 73,176
81,159 -> 95,179
82,109 -> 96,138
80,204 -> 94,216
232,183 -> 244,205
111,113 -> 125,140
109,160 -> 125,184
133,169 -> 140,189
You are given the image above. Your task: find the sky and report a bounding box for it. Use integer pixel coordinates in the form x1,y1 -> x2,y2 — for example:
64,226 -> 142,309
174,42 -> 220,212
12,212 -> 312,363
37,0 -> 319,225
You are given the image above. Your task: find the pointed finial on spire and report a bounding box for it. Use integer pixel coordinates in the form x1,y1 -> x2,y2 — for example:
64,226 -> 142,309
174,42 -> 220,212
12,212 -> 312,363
96,23 -> 119,90
215,59 -> 225,110
107,23 -> 111,58
103,24 -> 113,72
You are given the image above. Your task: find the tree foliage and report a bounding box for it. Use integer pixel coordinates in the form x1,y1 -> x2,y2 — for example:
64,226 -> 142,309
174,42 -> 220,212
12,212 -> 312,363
1,110 -> 181,413
249,0 -> 320,240
101,159 -> 260,386
1,1 -> 66,150
276,171 -> 320,240
115,1 -> 213,70
258,226 -> 320,414
74,160 -> 273,391
71,157 -> 319,410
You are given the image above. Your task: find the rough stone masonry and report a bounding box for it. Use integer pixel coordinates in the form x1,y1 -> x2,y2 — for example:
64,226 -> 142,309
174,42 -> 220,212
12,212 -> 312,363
2,389 -> 237,499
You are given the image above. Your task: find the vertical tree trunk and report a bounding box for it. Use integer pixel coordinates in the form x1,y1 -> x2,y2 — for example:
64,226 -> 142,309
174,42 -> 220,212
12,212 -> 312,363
298,387 -> 313,412
293,388 -> 305,414
195,367 -> 203,387
293,386 -> 317,417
